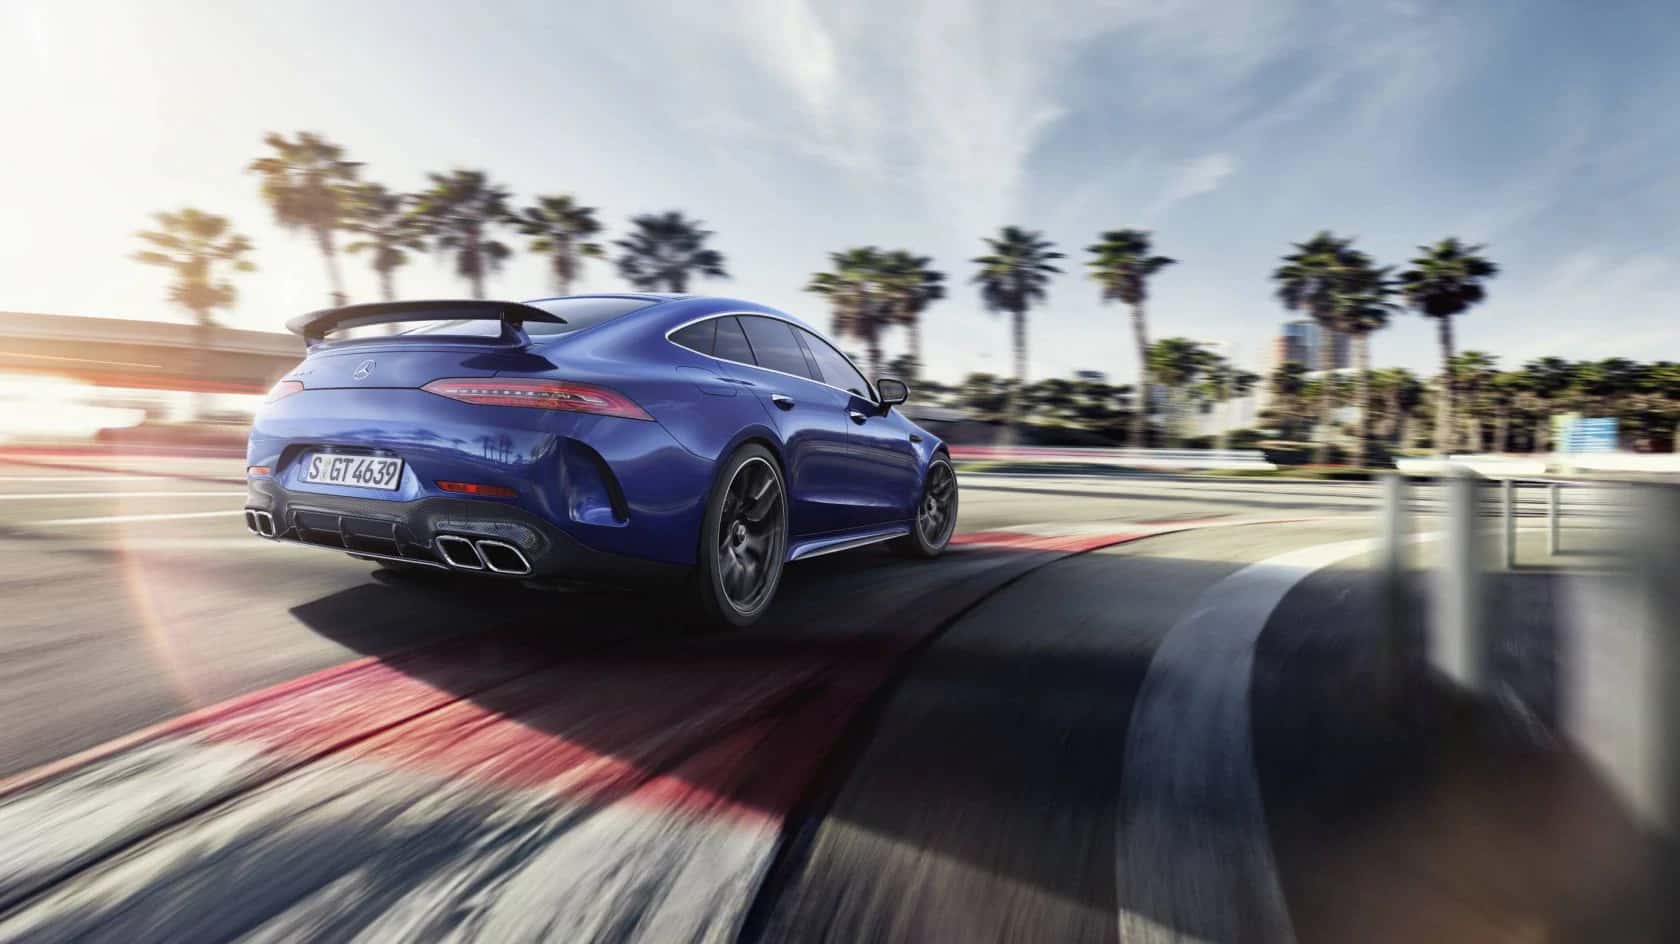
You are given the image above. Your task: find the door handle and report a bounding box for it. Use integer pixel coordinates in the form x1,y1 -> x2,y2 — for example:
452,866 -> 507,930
847,410 -> 867,424
770,394 -> 796,410
909,433 -> 923,444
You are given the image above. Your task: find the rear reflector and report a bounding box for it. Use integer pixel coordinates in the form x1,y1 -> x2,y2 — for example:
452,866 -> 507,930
436,480 -> 518,498
247,466 -> 272,477
422,378 -> 651,420
265,380 -> 304,403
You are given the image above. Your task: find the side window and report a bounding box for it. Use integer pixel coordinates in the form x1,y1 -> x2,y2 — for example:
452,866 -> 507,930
713,316 -> 756,365
669,319 -> 716,355
799,328 -> 873,399
739,316 -> 819,381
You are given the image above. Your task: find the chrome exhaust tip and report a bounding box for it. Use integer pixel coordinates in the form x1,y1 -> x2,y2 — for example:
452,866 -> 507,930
246,509 -> 277,537
244,510 -> 260,535
475,539 -> 532,576
435,534 -> 485,570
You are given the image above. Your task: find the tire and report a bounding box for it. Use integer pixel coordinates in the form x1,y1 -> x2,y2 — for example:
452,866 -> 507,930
896,454 -> 958,559
691,444 -> 789,628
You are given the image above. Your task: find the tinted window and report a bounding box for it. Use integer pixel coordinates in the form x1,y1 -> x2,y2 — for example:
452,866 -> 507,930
713,316 -> 756,364
403,296 -> 657,338
740,316 -> 818,380
669,319 -> 716,355
799,329 -> 873,398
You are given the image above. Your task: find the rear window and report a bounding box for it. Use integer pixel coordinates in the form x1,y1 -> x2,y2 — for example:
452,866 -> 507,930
403,297 -> 657,338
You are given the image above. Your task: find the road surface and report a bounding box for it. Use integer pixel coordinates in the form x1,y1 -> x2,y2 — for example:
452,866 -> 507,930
0,455 -> 1647,942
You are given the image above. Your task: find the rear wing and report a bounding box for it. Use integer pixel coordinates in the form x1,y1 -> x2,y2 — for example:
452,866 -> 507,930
285,300 -> 566,350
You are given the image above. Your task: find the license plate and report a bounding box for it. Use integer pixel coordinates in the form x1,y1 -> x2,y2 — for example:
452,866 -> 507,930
299,453 -> 403,491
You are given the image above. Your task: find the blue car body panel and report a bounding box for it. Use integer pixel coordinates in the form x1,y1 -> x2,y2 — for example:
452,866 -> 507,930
246,294 -> 944,574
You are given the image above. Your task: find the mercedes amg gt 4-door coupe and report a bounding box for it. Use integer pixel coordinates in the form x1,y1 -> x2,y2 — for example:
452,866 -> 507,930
245,294 -> 958,627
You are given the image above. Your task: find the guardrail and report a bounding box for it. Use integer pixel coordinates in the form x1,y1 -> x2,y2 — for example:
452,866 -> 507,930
948,445 -> 1275,471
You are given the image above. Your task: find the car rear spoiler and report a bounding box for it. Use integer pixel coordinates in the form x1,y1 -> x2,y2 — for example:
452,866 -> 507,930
285,300 -> 566,350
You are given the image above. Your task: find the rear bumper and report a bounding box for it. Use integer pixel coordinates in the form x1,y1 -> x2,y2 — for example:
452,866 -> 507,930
247,387 -> 717,567
244,479 -> 686,584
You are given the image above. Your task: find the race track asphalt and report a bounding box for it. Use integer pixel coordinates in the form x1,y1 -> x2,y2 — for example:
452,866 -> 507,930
0,455 -> 1633,942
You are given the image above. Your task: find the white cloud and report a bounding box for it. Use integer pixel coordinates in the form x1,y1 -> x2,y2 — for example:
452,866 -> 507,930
738,0 -> 839,119
1147,153 -> 1240,218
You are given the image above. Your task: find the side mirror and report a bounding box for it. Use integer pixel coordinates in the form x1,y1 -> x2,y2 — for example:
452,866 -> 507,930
876,377 -> 910,406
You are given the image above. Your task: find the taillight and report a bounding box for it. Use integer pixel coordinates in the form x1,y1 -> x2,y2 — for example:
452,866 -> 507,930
436,480 -> 518,498
247,466 -> 272,477
422,378 -> 652,420
266,380 -> 304,403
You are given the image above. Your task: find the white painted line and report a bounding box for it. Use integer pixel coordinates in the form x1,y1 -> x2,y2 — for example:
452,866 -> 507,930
1116,532 -> 1439,944
0,491 -> 244,501
33,510 -> 246,526
0,476 -> 177,482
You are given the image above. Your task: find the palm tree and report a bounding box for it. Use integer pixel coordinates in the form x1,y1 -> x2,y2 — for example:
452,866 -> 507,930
807,247 -> 889,377
1087,229 -> 1175,448
411,169 -> 516,299
1370,368 -> 1424,448
876,250 -> 945,380
1449,351 -> 1498,450
1146,337 -> 1214,446
1335,259 -> 1397,466
1264,361 -> 1313,441
1521,357 -> 1573,452
343,183 -> 425,302
614,211 -> 728,292
1272,231 -> 1365,462
1398,238 -> 1499,453
518,194 -> 605,295
131,208 -> 255,416
247,132 -> 359,307
1194,356 -> 1260,450
973,226 -> 1063,442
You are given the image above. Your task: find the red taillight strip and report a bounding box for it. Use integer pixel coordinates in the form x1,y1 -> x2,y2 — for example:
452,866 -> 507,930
422,378 -> 652,420
436,481 -> 517,498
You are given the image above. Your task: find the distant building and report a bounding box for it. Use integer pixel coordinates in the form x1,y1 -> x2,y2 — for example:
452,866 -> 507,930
1269,319 -> 1349,373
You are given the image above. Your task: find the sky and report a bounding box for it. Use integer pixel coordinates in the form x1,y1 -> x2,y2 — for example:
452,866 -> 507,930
4,0 -> 1679,385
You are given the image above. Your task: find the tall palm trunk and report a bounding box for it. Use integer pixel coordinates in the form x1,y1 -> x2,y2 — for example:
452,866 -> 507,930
190,310 -> 213,420
907,319 -> 922,381
866,331 -> 883,382
1130,300 -> 1151,449
467,231 -> 486,299
316,228 -> 347,307
1354,332 -> 1372,467
552,241 -> 574,296
1496,407 -> 1509,453
377,267 -> 395,302
1000,307 -> 1027,446
1315,319 -> 1336,463
1435,316 -> 1456,453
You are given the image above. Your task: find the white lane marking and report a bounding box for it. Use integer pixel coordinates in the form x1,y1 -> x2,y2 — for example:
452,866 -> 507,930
0,491 -> 244,501
0,476 -> 178,482
33,511 -> 246,526
1116,533 -> 1437,944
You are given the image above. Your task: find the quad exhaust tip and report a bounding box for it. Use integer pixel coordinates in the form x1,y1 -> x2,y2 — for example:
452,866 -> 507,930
434,534 -> 485,570
244,509 -> 276,538
475,539 -> 532,576
434,534 -> 532,576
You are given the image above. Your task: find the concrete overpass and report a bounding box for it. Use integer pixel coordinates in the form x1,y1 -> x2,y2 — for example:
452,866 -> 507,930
0,312 -> 303,394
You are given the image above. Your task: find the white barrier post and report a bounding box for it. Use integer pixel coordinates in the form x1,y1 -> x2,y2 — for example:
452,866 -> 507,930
1502,479 -> 1517,570
1434,468 -> 1485,689
1633,485 -> 1680,838
1379,473 -> 1408,701
1547,483 -> 1561,556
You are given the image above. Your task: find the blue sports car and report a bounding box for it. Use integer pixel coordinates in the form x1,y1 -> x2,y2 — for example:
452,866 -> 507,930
245,294 -> 958,627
